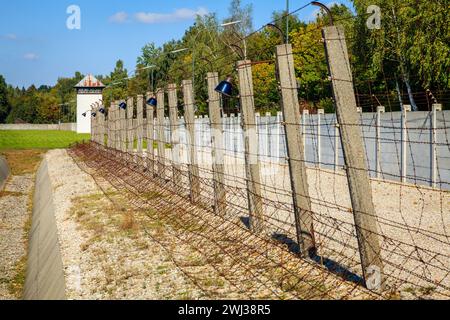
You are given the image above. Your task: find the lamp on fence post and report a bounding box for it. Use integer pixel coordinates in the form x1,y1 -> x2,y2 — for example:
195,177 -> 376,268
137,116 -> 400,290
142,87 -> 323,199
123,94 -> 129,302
146,96 -> 157,107
215,76 -> 234,97
119,102 -> 127,110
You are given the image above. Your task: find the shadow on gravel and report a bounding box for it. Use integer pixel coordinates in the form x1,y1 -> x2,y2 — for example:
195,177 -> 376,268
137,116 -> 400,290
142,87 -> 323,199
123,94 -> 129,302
272,233 -> 364,286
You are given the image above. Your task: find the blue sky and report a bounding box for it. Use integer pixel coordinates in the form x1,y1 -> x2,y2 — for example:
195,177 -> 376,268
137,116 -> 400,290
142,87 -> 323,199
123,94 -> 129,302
0,0 -> 352,88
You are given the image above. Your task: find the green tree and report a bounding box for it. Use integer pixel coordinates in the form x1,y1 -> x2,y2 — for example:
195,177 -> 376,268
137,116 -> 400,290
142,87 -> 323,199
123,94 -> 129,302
352,0 -> 449,110
0,75 -> 10,123
226,0 -> 253,35
271,10 -> 306,42
103,60 -> 129,107
291,23 -> 330,104
252,62 -> 278,112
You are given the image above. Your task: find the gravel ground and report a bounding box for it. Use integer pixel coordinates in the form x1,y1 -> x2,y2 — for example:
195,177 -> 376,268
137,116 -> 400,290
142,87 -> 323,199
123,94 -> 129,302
47,149 -> 216,299
159,147 -> 450,298
68,146 -> 382,300
45,146 -> 449,299
50,148 -> 379,300
0,174 -> 34,300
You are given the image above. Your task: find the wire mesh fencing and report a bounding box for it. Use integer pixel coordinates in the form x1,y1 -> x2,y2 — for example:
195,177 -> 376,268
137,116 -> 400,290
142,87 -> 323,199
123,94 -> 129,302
80,12 -> 449,300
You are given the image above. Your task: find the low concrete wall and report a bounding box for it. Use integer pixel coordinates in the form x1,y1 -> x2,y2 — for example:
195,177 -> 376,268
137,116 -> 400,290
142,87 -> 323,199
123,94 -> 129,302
24,159 -> 66,300
0,155 -> 10,190
0,123 -> 76,131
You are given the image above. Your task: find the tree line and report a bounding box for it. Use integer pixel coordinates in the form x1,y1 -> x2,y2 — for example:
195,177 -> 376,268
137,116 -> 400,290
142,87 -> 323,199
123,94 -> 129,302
0,0 -> 448,124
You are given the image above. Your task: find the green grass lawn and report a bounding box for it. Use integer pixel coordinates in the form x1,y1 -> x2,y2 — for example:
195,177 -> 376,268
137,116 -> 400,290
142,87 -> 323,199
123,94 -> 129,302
0,130 -> 91,150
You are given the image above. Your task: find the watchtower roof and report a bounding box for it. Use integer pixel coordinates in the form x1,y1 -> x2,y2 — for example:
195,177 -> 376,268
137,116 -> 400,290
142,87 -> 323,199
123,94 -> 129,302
74,74 -> 105,88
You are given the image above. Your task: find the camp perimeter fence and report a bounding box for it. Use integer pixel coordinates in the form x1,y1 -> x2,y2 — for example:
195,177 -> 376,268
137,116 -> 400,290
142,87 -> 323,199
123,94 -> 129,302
71,12 -> 449,300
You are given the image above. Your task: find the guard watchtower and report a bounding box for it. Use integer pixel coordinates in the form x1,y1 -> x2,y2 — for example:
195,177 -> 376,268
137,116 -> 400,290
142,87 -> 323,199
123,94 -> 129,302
74,74 -> 105,133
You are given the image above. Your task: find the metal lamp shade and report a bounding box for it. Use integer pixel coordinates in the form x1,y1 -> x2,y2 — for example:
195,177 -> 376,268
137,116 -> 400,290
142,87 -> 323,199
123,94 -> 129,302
146,97 -> 157,107
91,112 -> 97,117
82,112 -> 87,117
215,77 -> 233,97
119,102 -> 127,110
99,108 -> 106,114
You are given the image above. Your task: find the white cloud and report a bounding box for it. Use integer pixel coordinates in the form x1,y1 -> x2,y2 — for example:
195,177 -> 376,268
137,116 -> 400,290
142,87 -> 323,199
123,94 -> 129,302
109,11 -> 129,24
3,33 -> 17,40
24,53 -> 38,61
134,7 -> 208,24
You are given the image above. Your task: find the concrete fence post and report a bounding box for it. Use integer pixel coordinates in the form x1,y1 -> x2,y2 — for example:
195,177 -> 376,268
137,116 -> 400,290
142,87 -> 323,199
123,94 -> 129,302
88,107 -> 98,143
110,103 -> 115,150
146,92 -> 155,176
96,105 -> 100,144
116,102 -> 120,151
317,109 -> 324,168
401,105 -> 411,183
182,79 -> 201,203
127,97 -> 134,154
99,106 -> 105,146
137,95 -> 144,155
118,101 -> 124,151
207,72 -> 227,216
237,60 -> 265,233
323,25 -> 384,291
156,89 -> 166,180
96,106 -> 101,145
112,101 -> 118,151
99,107 -> 103,146
109,104 -> 114,149
90,105 -> 95,143
276,44 -> 316,255
376,106 -> 385,179
94,105 -> 99,144
106,106 -> 111,148
119,100 -> 126,153
431,104 -> 442,188
168,83 -> 182,191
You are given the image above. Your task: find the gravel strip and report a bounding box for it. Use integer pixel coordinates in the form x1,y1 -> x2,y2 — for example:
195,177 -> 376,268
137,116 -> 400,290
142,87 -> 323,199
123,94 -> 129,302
0,174 -> 34,300
47,149 -> 209,299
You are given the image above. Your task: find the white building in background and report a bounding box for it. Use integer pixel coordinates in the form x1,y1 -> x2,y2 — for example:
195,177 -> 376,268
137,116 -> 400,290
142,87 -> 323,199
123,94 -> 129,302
75,74 -> 105,134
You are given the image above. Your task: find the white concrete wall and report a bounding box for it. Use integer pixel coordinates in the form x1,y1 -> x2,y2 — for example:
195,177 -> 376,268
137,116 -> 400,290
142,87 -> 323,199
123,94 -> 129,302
76,93 -> 102,134
24,159 -> 66,300
0,123 -> 76,131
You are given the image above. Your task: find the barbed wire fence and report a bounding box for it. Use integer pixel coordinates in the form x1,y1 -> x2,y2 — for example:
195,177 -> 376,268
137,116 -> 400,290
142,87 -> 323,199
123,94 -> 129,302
70,2 -> 449,300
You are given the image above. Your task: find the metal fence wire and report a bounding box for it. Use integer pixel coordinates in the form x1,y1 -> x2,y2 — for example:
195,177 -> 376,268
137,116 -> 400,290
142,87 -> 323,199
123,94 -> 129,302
72,15 -> 449,300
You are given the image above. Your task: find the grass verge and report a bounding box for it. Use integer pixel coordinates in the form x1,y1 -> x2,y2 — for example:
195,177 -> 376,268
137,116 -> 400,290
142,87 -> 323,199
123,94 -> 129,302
0,130 -> 90,150
0,150 -> 45,175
